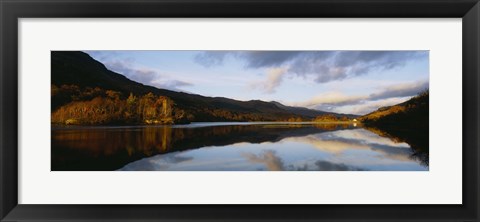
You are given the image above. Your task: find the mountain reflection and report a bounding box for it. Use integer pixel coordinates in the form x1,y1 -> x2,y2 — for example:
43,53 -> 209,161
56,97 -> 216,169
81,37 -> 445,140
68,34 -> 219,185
51,122 -> 428,171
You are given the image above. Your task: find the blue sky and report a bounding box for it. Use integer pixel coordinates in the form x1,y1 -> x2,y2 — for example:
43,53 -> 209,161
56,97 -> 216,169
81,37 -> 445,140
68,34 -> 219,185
85,50 -> 429,115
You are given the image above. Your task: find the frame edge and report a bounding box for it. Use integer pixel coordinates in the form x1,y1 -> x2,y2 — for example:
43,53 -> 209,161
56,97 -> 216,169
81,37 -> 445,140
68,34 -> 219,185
1,0 -> 479,221
463,2 -> 480,220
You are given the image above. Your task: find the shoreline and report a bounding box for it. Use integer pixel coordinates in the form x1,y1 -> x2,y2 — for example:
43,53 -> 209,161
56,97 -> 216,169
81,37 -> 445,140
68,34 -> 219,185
51,121 -> 360,130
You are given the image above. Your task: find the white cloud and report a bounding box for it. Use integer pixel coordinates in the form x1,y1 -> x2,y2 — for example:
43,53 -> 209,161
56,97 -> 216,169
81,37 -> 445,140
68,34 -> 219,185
250,67 -> 288,94
100,59 -> 193,92
290,80 -> 428,115
369,79 -> 429,100
294,91 -> 367,108
335,97 -> 411,115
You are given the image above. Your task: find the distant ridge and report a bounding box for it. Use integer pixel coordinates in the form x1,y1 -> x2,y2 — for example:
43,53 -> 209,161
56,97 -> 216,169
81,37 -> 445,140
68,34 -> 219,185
270,101 -> 358,119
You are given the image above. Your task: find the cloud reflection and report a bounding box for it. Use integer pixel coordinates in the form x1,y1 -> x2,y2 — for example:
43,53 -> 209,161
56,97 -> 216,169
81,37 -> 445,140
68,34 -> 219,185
241,149 -> 364,171
242,150 -> 285,171
287,129 -> 418,164
116,127 -> 426,171
119,152 -> 193,171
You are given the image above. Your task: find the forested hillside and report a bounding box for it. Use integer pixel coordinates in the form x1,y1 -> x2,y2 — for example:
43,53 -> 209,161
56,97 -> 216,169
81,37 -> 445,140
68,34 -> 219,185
360,90 -> 429,130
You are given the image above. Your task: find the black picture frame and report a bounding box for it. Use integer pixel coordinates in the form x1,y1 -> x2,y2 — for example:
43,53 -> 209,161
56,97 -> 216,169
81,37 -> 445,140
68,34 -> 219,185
1,0 -> 479,221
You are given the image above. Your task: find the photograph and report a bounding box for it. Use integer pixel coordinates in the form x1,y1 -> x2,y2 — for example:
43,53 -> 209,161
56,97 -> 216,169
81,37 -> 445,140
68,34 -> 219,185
51,50 -> 429,171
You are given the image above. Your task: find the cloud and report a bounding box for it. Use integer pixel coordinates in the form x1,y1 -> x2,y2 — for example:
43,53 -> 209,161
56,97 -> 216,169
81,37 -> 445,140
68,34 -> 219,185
338,97 -> 411,115
194,51 -> 229,67
242,150 -> 285,171
297,92 -> 367,108
100,59 -> 193,92
250,67 -> 288,94
195,51 -> 428,92
237,51 -> 303,68
195,51 -> 303,68
369,80 -> 429,100
151,79 -> 193,91
106,60 -> 158,84
292,79 -> 428,114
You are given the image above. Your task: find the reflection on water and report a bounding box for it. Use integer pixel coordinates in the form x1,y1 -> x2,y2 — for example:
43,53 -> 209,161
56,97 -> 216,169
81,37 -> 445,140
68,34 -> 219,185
51,122 -> 428,171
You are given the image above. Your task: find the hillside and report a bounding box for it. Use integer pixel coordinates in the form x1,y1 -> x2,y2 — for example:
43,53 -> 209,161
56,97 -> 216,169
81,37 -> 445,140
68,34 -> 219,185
359,90 -> 429,129
51,51 -> 356,125
359,91 -> 429,163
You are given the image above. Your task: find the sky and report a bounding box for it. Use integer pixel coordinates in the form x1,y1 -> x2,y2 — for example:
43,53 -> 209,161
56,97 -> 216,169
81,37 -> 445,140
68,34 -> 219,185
85,50 -> 429,115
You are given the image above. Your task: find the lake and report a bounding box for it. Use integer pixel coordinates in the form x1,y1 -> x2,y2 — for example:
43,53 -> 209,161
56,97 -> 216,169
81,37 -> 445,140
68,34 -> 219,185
51,122 -> 429,171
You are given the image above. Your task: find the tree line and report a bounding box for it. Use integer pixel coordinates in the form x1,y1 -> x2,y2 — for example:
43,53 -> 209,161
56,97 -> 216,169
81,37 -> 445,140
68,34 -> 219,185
51,84 -> 356,125
52,84 -> 179,125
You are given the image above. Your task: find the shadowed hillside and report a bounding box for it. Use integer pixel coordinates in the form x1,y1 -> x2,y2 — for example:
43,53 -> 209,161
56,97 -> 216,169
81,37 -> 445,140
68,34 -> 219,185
360,90 -> 428,129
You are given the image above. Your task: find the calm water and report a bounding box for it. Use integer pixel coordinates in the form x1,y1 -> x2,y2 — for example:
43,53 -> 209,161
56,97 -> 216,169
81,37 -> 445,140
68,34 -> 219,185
51,122 -> 429,171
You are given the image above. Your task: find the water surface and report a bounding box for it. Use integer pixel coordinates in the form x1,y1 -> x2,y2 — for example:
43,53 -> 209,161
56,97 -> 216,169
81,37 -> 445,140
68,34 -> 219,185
51,122 -> 428,171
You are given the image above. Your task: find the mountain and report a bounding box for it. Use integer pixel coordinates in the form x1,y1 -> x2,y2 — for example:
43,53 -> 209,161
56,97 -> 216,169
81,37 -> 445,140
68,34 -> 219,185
359,90 -> 429,129
270,101 -> 358,119
51,51 -> 355,125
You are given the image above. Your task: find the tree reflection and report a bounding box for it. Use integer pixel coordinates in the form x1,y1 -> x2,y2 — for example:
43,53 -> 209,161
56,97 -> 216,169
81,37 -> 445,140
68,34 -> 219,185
363,126 -> 429,166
